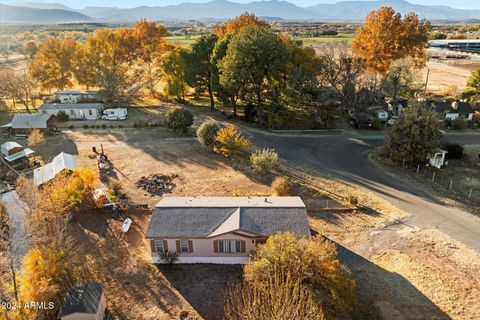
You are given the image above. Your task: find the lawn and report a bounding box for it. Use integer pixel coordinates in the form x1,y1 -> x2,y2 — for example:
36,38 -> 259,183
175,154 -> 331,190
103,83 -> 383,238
166,35 -> 203,48
296,33 -> 354,46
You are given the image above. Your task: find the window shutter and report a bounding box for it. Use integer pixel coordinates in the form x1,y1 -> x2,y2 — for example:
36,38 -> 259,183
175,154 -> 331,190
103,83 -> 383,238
188,240 -> 193,253
175,240 -> 180,253
163,240 -> 168,252
241,240 -> 246,253
150,240 -> 156,253
214,240 -> 218,253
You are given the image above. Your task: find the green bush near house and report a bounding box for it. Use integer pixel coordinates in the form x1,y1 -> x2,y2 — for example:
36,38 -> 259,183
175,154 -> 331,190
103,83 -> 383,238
166,108 -> 194,134
56,111 -> 69,122
197,121 -> 220,149
451,118 -> 467,130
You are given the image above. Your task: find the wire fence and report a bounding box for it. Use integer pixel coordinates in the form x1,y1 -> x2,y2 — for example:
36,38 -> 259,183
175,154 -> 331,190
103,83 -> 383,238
382,155 -> 480,205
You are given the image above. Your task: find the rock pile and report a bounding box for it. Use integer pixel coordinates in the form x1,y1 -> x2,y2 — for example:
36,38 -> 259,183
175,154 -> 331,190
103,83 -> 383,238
136,174 -> 178,195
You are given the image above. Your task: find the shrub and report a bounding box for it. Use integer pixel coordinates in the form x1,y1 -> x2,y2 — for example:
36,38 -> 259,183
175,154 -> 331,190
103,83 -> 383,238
214,125 -> 252,156
56,111 -> 69,122
68,125 -> 74,129
197,121 -> 220,149
271,176 -> 291,196
27,129 -> 45,147
443,143 -> 464,159
133,122 -> 138,128
107,180 -> 125,201
158,251 -> 179,265
101,124 -> 107,129
83,124 -> 89,129
346,194 -> 359,206
250,148 -> 279,175
166,108 -> 194,134
451,118 -> 467,130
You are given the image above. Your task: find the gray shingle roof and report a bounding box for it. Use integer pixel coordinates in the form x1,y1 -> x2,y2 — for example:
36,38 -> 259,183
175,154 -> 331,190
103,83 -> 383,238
11,114 -> 51,129
57,283 -> 103,317
146,197 -> 311,238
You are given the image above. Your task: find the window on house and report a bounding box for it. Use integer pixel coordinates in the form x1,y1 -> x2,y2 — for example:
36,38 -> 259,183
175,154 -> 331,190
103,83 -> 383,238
180,240 -> 189,253
88,109 -> 93,116
154,240 -> 164,253
218,240 -> 242,253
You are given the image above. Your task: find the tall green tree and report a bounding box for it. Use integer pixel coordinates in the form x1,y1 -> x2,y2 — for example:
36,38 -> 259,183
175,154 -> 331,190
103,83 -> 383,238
381,60 -> 417,106
466,68 -> 480,100
184,34 -> 218,110
219,26 -> 289,126
163,48 -> 188,101
383,101 -> 442,164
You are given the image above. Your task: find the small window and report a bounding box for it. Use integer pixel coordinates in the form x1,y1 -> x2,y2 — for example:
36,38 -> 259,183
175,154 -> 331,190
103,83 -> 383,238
154,240 -> 164,253
88,109 -> 93,116
180,240 -> 189,253
219,240 -> 241,253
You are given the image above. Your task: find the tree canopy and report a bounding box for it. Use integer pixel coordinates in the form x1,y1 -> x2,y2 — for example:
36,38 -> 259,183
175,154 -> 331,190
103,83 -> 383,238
352,7 -> 431,75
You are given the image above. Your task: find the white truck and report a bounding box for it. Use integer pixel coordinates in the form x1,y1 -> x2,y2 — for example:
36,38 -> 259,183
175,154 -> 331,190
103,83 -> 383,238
102,108 -> 128,120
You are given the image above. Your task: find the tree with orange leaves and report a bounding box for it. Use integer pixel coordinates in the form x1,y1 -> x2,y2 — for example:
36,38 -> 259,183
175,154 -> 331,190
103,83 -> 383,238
213,12 -> 270,38
352,7 -> 431,75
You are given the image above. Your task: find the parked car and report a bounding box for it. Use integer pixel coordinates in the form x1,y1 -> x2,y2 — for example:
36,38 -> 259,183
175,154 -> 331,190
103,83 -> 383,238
102,108 -> 128,120
387,116 -> 399,126
367,106 -> 389,121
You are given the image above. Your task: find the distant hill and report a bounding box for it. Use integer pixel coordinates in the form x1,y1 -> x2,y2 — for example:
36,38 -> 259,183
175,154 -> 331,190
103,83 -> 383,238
81,0 -> 316,21
3,0 -> 480,23
0,3 -> 91,23
307,0 -> 480,20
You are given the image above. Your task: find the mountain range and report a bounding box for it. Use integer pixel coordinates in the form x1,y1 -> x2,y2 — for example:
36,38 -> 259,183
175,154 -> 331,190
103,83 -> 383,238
2,0 -> 480,23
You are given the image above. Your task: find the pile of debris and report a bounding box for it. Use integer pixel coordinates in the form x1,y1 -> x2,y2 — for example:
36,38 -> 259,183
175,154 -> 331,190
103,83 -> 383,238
136,173 -> 178,195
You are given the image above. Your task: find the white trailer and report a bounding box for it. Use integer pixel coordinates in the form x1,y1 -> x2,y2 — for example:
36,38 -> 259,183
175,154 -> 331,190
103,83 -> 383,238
102,108 -> 128,120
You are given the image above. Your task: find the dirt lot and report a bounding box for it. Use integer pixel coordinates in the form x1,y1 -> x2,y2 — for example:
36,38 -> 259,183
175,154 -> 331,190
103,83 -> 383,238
421,60 -> 476,97
4,126 -> 480,320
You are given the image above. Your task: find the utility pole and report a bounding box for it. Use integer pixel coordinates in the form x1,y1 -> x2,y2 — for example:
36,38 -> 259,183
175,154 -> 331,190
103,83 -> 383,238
424,69 -> 430,95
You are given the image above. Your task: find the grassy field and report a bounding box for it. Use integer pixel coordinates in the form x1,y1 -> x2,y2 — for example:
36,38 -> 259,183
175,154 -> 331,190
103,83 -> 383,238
166,35 -> 203,47
296,33 -> 354,46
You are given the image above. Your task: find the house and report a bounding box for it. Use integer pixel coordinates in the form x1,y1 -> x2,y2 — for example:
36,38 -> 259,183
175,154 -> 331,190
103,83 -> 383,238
145,196 -> 311,264
34,152 -> 77,186
430,100 -> 475,121
5,113 -> 56,136
1,141 -> 34,164
55,90 -> 101,104
39,103 -> 103,120
57,283 -> 106,320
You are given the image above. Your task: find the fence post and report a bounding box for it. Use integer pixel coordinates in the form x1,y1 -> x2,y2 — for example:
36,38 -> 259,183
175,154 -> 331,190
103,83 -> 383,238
416,165 -> 420,174
402,158 -> 406,168
449,180 -> 453,190
326,199 -> 329,209
468,189 -> 472,199
432,172 -> 435,183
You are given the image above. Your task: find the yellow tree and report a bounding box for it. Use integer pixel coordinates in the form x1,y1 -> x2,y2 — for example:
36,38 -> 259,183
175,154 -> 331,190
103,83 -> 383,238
244,232 -> 356,318
352,7 -> 431,75
17,247 -> 69,320
213,12 -> 270,38
28,37 -> 78,91
127,20 -> 172,97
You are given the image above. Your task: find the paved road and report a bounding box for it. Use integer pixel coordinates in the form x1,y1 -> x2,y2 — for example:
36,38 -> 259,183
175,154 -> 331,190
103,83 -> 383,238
246,128 -> 480,252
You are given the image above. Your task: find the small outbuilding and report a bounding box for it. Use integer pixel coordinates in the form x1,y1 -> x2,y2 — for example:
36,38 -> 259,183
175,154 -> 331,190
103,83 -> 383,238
1,141 -> 23,157
1,141 -> 34,165
39,103 -> 103,120
57,282 -> 106,320
8,113 -> 55,136
430,100 -> 475,121
34,152 -> 77,186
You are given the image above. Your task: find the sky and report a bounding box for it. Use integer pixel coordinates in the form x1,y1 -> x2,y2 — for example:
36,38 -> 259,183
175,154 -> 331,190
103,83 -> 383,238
7,0 -> 480,9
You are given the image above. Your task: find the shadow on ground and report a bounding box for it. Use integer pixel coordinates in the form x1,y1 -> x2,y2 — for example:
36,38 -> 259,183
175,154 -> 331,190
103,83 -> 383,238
336,242 -> 451,320
160,264 -> 243,320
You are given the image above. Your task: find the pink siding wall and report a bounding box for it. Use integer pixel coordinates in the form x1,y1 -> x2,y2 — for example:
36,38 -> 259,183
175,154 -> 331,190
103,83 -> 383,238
151,233 -> 257,259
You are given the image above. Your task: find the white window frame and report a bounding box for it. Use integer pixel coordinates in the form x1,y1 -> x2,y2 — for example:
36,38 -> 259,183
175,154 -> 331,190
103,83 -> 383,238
180,240 -> 189,253
218,240 -> 241,253
154,240 -> 164,253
